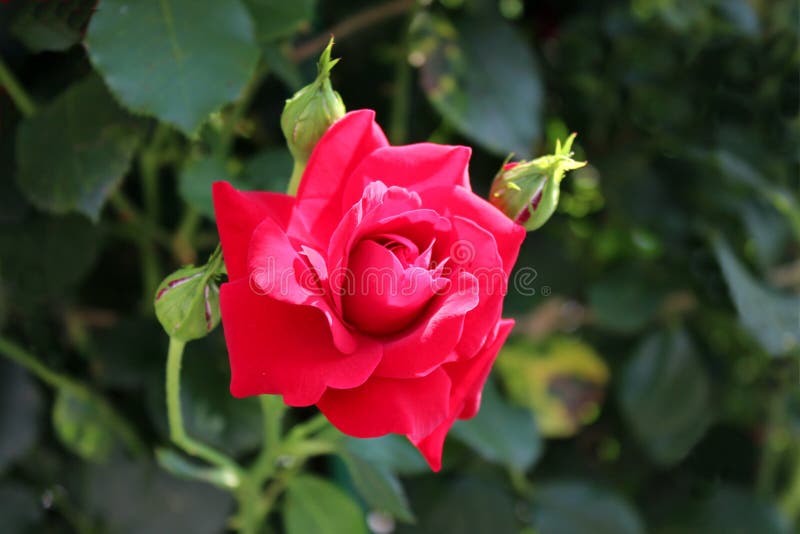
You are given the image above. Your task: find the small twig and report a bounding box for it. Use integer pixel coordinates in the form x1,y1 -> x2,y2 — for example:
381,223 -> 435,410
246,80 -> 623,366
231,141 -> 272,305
0,59 -> 37,117
291,0 -> 417,62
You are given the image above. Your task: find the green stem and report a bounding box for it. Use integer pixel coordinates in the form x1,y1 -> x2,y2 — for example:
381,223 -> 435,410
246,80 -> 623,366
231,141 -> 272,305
757,393 -> 787,496
780,444 -> 800,523
388,18 -> 413,145
0,336 -> 147,459
287,161 -> 306,196
251,396 -> 287,483
217,64 -> 268,159
173,207 -> 201,264
165,337 -> 243,485
0,59 -> 36,117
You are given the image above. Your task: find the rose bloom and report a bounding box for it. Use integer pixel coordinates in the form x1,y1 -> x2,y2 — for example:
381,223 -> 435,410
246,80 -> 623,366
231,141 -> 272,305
213,110 -> 524,470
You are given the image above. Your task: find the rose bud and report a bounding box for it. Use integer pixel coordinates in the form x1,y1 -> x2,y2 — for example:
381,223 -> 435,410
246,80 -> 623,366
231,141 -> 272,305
281,38 -> 346,194
154,249 -> 224,342
490,134 -> 586,231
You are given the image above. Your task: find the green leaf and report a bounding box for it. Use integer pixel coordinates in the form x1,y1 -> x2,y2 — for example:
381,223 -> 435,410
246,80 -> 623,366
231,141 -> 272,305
15,76 -> 144,220
712,236 -> 800,356
340,451 -> 415,523
0,361 -> 42,472
403,477 -> 518,534
655,484 -> 791,534
11,0 -> 96,52
0,215 -> 99,302
284,475 -> 368,534
410,11 -> 542,157
532,481 -> 645,534
495,337 -> 609,438
588,269 -> 662,334
52,387 -> 116,463
86,0 -> 260,134
619,328 -> 713,466
0,483 -> 42,533
86,459 -> 232,534
451,380 -> 542,472
179,149 -> 291,218
178,156 -> 232,218
243,0 -> 316,43
344,435 -> 430,476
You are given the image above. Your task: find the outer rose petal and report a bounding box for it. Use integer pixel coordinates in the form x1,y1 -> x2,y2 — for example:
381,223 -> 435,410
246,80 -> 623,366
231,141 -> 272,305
292,110 -> 389,244
341,144 -> 471,213
317,368 -> 452,439
213,181 -> 295,281
410,319 -> 515,471
220,279 -> 381,406
448,187 -> 526,276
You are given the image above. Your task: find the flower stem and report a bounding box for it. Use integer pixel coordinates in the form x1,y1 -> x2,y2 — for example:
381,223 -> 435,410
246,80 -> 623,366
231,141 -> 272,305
165,337 -> 243,485
0,58 -> 36,117
287,161 -> 305,196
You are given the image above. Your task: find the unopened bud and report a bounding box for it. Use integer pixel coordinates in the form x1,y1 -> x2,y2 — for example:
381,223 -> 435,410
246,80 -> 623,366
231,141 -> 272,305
154,248 -> 224,342
281,38 -> 346,194
490,134 -> 586,231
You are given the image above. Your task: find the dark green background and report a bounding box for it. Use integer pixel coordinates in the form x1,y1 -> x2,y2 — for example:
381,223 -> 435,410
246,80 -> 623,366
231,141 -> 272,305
0,0 -> 798,532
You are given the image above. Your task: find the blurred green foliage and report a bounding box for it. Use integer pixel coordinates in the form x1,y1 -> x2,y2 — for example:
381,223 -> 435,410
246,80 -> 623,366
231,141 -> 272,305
0,0 -> 798,532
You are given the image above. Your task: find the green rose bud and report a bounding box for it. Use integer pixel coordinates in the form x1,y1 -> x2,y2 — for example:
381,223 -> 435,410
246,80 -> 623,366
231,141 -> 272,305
154,247 -> 224,342
282,38 -> 346,195
490,134 -> 587,231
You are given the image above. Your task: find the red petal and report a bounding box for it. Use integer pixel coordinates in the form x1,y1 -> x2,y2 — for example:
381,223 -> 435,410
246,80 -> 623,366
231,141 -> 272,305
410,319 -> 514,471
292,110 -> 389,244
341,144 -> 471,214
219,279 -> 381,406
213,181 -> 295,281
317,368 -> 452,439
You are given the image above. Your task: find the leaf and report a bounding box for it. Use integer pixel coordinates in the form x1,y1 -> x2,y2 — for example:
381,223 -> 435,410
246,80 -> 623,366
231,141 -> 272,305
0,483 -> 42,533
179,149 -> 291,218
588,269 -> 663,334
402,477 -> 518,534
532,481 -> 645,534
712,236 -> 800,356
85,459 -> 233,534
495,337 -> 609,438
52,387 -> 116,463
284,475 -> 368,534
410,11 -> 542,157
344,435 -> 430,476
0,215 -> 99,302
243,0 -> 316,43
86,0 -> 260,134
156,448 -> 239,489
15,76 -> 144,220
339,451 -> 415,523
178,156 -> 233,219
619,328 -> 713,466
451,380 -> 542,471
11,0 -> 96,52
0,361 -> 42,472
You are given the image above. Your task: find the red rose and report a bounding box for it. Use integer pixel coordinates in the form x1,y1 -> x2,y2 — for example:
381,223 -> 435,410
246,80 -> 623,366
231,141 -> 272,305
213,110 -> 525,470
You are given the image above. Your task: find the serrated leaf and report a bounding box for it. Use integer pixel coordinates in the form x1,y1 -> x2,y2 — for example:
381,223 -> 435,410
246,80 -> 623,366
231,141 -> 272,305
15,76 -> 144,220
86,0 -> 260,134
532,481 -> 645,534
712,236 -> 800,356
410,11 -> 542,157
451,380 -> 542,471
619,328 -> 712,466
340,451 -> 414,523
284,475 -> 368,534
11,0 -> 96,52
0,361 -> 42,472
52,387 -> 116,463
496,337 -> 609,438
243,0 -> 315,43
